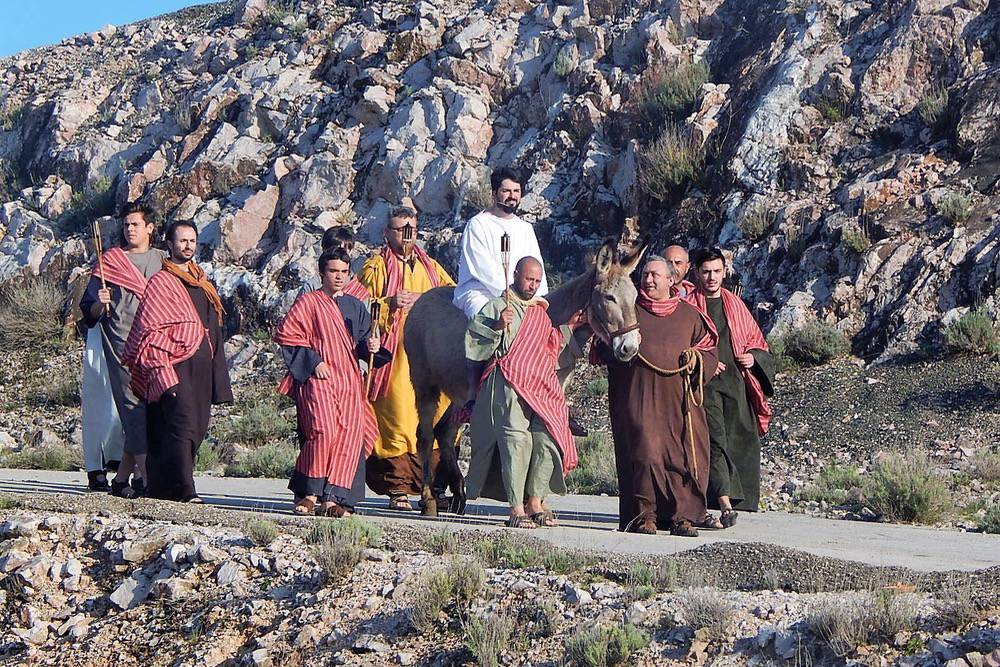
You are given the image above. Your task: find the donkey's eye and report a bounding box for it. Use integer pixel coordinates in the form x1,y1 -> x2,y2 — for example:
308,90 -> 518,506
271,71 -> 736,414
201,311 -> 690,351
604,295 -> 616,302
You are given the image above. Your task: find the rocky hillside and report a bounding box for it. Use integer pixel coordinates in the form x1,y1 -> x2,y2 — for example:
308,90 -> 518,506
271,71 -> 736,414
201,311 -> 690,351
0,0 -> 998,356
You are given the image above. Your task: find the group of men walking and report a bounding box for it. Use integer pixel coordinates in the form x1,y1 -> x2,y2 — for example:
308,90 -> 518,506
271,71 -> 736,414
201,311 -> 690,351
79,165 -> 773,537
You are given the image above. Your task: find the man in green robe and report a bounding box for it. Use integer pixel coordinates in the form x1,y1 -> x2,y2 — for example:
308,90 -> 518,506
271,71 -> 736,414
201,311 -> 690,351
464,256 -> 586,528
687,247 -> 775,526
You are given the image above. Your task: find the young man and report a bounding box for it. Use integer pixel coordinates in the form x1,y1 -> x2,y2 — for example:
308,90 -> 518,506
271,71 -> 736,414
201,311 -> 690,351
79,203 -> 166,497
687,247 -> 775,526
597,255 -> 718,537
310,226 -> 368,300
123,220 -> 233,503
275,247 -> 389,516
464,256 -> 586,528
358,206 -> 455,511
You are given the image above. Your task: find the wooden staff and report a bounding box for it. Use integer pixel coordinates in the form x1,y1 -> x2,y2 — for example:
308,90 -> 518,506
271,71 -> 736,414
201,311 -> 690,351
365,300 -> 382,396
500,232 -> 511,306
91,220 -> 110,316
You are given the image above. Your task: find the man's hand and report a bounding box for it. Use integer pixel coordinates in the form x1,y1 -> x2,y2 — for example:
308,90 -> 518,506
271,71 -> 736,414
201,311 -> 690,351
97,288 -> 112,307
567,309 -> 588,330
391,290 -> 416,312
735,353 -> 755,369
313,362 -> 331,380
366,333 -> 381,354
715,361 -> 727,376
494,307 -> 514,331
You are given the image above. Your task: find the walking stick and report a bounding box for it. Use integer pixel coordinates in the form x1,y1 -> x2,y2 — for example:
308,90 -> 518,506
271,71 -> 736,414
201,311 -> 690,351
365,300 -> 382,396
500,232 -> 511,307
91,220 -> 110,316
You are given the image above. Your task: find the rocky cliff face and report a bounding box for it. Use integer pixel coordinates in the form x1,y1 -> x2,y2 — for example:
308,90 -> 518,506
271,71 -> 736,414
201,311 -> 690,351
0,0 -> 998,358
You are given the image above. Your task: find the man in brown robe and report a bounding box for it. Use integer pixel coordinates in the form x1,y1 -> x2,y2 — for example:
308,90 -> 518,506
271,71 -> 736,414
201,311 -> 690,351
598,255 -> 719,537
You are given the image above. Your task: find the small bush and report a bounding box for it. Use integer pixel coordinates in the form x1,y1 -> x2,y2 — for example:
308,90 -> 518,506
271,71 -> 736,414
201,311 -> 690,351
224,442 -> 297,478
243,516 -> 278,547
0,446 -> 81,472
0,103 -> 23,131
0,494 -> 19,510
564,622 -> 649,667
807,590 -> 918,657
64,176 -> 115,232
841,222 -> 871,254
816,98 -> 845,123
639,62 -> 711,130
980,503 -> 1000,534
626,560 -> 684,596
518,600 -> 559,638
222,398 -> 294,447
638,124 -> 705,200
409,558 -> 485,632
782,322 -> 849,365
968,448 -> 1000,482
798,463 -> 862,505
935,581 -> 981,629
473,533 -> 589,573
449,557 -> 486,605
553,51 -> 574,78
464,612 -> 518,667
311,534 -> 362,584
675,588 -> 734,643
0,276 -> 68,354
194,442 -> 221,472
584,377 -> 609,397
304,516 -> 382,548
739,204 -> 774,242
863,451 -> 951,524
917,84 -> 949,126
938,192 -> 971,225
767,336 -> 797,373
422,529 -> 459,555
943,310 -> 1000,356
32,374 -> 80,407
567,433 -> 618,495
868,588 -> 920,642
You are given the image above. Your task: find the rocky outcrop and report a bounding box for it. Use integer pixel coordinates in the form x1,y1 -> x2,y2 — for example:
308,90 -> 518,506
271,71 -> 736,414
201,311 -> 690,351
0,0 -> 998,359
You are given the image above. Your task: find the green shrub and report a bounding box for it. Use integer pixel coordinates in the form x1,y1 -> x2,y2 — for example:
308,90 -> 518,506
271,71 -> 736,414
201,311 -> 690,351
798,462 -> 863,504
222,397 -> 294,447
807,590 -> 918,657
638,124 -> 705,200
422,529 -> 459,555
917,84 -> 948,126
841,222 -> 871,254
0,494 -> 19,510
863,451 -> 951,524
224,442 -> 297,478
943,310 -> 1000,356
584,377 -> 609,397
626,560 -> 684,594
0,276 -> 68,354
675,588 -> 733,643
464,612 -> 518,667
980,503 -> 1000,534
408,557 -> 485,632
194,441 -> 221,472
0,103 -> 23,132
767,336 -> 797,373
311,533 -> 362,584
0,445 -> 81,472
64,176 -> 115,232
817,98 -> 845,123
564,622 -> 649,667
639,62 -> 710,130
567,433 -> 618,495
243,516 -> 278,547
782,322 -> 849,365
739,204 -> 774,243
938,192 -> 971,225
473,533 -> 589,573
553,51 -> 574,78
968,448 -> 1000,482
934,580 -> 981,628
304,515 -> 383,548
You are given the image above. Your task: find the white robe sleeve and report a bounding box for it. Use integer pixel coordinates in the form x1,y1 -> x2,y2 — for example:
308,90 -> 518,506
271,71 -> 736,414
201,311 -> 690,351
454,216 -> 502,318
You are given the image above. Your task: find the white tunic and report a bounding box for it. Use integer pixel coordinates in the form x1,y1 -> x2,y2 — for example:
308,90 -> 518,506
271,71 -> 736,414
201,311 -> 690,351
452,210 -> 549,318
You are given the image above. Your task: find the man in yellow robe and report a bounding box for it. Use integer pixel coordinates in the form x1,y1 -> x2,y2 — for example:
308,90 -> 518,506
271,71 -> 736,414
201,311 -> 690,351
359,205 -> 455,510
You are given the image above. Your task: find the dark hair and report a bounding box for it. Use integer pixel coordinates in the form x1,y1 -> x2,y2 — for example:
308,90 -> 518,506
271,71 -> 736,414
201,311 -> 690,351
692,247 -> 726,269
490,166 -> 524,193
388,205 -> 417,222
318,247 -> 352,274
321,226 -> 355,252
165,220 -> 198,244
120,202 -> 157,225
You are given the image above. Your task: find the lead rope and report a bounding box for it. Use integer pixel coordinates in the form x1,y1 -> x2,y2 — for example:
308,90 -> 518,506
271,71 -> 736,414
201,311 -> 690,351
636,347 -> 705,480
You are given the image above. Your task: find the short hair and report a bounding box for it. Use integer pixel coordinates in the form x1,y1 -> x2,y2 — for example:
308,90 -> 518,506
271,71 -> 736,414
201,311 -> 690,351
490,166 -> 524,193
692,247 -> 726,269
318,247 -> 351,274
643,254 -> 677,277
388,205 -> 417,222
165,220 -> 198,244
120,202 -> 157,225
321,226 -> 355,252
663,244 -> 690,260
514,255 -> 542,273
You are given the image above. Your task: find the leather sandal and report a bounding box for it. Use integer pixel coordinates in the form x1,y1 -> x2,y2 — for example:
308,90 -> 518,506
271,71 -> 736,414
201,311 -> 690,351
530,510 -> 557,527
505,514 -> 536,529
670,520 -> 699,538
698,514 -> 724,529
720,509 -> 738,528
110,479 -> 137,499
388,494 -> 413,511
319,501 -> 350,518
293,497 -> 317,515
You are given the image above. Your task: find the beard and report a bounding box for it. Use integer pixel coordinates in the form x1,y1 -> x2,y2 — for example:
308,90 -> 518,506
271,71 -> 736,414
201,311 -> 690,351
496,199 -> 519,215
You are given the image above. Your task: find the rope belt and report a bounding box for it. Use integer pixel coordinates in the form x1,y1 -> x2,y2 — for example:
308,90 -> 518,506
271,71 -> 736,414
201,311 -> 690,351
636,347 -> 705,481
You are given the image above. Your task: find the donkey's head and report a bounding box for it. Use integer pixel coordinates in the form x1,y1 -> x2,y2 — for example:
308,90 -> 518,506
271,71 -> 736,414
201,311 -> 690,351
587,238 -> 646,362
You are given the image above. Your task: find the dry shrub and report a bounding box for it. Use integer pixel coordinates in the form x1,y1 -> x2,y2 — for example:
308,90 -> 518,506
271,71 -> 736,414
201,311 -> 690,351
0,275 -> 68,353
674,588 -> 734,643
638,124 -> 705,200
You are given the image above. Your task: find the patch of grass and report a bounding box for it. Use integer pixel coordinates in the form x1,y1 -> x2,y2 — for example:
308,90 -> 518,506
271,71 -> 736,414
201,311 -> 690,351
304,515 -> 382,549
464,612 -> 519,667
553,51 -> 574,78
0,275 -> 68,354
674,588 -> 734,643
638,124 -> 705,200
625,560 -> 685,595
243,516 -> 278,547
422,529 -> 459,555
938,192 -> 971,225
968,448 -> 1000,482
638,61 -> 711,130
473,533 -> 589,573
221,396 -> 294,447
782,321 -> 850,365
808,590 -> 918,657
567,433 -> 618,496
917,83 -> 948,127
564,622 -> 649,667
224,442 -> 297,478
409,557 -> 485,632
943,310 -> 1000,356
980,503 -> 1000,534
739,204 -> 774,243
934,580 -> 981,629
863,451 -> 952,524
816,98 -> 846,123
0,446 -> 81,472
797,462 -> 862,505
767,335 -> 797,373
32,373 -> 80,407
0,494 -> 19,510
584,377 -> 609,397
841,222 -> 871,254
194,441 -> 221,472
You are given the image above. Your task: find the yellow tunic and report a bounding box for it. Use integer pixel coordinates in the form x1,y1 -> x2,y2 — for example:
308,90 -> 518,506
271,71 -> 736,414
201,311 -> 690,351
359,252 -> 455,459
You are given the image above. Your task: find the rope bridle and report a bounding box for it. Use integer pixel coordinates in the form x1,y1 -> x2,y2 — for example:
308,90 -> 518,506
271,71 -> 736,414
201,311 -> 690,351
585,270 -> 640,344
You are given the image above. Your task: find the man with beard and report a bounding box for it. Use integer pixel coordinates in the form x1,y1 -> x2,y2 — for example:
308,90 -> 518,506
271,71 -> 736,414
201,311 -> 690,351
686,247 -> 774,526
597,256 -> 718,537
123,220 -> 233,503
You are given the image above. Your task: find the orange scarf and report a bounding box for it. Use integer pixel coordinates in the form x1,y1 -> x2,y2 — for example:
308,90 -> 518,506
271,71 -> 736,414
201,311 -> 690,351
160,259 -> 225,325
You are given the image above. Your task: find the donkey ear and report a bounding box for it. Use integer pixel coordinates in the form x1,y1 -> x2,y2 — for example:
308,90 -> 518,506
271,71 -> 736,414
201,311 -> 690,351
595,239 -> 616,278
620,234 -> 650,274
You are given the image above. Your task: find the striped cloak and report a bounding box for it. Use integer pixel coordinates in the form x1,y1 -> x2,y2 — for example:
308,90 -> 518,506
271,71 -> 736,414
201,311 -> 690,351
93,247 -> 149,297
275,290 -> 378,489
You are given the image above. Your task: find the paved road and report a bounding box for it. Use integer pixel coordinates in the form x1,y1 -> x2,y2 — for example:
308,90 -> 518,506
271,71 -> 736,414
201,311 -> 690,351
2,468 -> 998,572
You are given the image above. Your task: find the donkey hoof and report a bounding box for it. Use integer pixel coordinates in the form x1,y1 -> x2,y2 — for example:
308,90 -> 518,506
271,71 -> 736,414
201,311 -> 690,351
421,499 -> 438,517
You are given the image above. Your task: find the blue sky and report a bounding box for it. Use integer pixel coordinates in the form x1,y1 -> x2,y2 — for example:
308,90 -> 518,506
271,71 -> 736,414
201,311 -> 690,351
0,1 -> 209,58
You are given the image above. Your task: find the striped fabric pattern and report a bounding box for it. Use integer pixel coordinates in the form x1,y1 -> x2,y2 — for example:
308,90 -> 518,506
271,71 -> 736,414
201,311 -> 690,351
275,290 -> 378,489
367,245 -> 441,401
122,271 -> 207,402
93,247 -> 149,297
343,277 -> 369,300
484,304 -> 579,474
686,288 -> 773,435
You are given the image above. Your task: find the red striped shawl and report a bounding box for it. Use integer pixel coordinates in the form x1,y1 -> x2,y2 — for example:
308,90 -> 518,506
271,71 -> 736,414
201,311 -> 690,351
274,290 -> 378,489
122,270 -> 208,402
343,277 -> 369,300
685,288 -> 773,435
93,247 -> 149,297
483,303 -> 579,474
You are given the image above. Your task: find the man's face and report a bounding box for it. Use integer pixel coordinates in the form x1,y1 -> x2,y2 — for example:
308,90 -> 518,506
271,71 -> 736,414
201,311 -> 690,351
385,216 -> 415,255
122,213 -> 153,251
321,259 -> 350,292
664,247 -> 690,285
641,261 -> 673,301
698,258 -> 726,295
512,262 -> 543,300
494,178 -> 522,215
167,225 -> 197,263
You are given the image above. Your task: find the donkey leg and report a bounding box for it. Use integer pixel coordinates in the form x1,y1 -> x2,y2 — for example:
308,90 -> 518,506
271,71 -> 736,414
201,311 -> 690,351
415,386 -> 442,517
432,405 -> 467,515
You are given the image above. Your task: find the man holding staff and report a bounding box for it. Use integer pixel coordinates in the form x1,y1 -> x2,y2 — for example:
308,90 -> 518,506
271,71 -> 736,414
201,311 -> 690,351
358,205 -> 455,510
